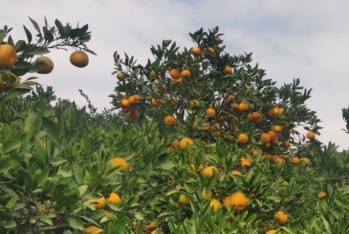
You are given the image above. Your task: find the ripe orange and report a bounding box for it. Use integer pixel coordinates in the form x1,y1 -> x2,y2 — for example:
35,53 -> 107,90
229,192 -> 248,211
201,187 -> 213,201
239,101 -> 249,111
306,131 -> 316,139
237,133 -> 248,144
206,107 -> 216,118
283,140 -> 291,148
266,230 -> 281,234
169,69 -> 181,79
290,157 -> 300,165
202,122 -> 210,131
209,199 -> 222,213
273,211 -> 288,224
0,44 -> 16,67
179,194 -> 190,205
204,47 -> 216,59
150,98 -> 158,107
170,140 -> 179,148
261,133 -> 271,143
268,130 -> 277,141
300,157 -> 310,165
202,166 -> 218,179
84,226 -> 103,234
164,116 -> 176,126
317,191 -> 326,200
105,192 -> 120,205
179,137 -> 194,150
150,230 -> 163,234
240,157 -> 251,167
181,69 -> 191,78
88,194 -> 106,209
116,72 -> 125,80
150,70 -> 157,79
35,56 -> 54,74
275,158 -> 285,164
222,65 -> 233,74
120,99 -> 130,108
128,110 -> 139,119
232,170 -> 242,176
145,221 -> 158,231
191,46 -> 201,56
273,125 -> 282,133
70,51 -> 89,68
107,157 -> 128,172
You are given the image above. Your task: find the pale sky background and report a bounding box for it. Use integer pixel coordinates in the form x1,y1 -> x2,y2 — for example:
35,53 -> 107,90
1,0 -> 349,150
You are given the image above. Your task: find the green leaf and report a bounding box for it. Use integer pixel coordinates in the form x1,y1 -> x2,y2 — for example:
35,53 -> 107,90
5,195 -> 18,209
26,46 -> 50,55
73,162 -> 84,185
2,139 -> 21,154
124,176 -> 138,194
0,29 -> 6,44
81,137 -> 90,155
3,219 -> 16,228
104,213 -> 126,234
4,88 -> 32,100
42,117 -> 59,146
0,155 -> 21,173
88,174 -> 103,190
54,19 -> 65,37
23,25 -> 32,43
67,217 -> 84,230
35,135 -> 48,164
66,104 -> 77,131
158,162 -> 176,170
28,17 -> 41,34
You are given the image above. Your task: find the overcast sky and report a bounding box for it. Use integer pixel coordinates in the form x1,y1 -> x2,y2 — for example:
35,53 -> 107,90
2,0 -> 349,150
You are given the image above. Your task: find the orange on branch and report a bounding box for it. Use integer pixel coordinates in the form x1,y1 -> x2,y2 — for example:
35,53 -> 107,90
239,101 -> 249,112
191,46 -> 201,56
70,51 -> 89,68
35,56 -> 54,74
169,69 -> 181,79
105,192 -> 120,205
0,44 -> 16,67
306,131 -> 316,139
107,157 -> 128,172
273,211 -> 288,224
222,65 -> 233,74
179,137 -> 194,150
164,116 -> 176,126
181,69 -> 191,78
238,133 -> 248,144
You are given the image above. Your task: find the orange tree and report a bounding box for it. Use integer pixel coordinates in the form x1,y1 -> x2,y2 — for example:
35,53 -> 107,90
0,16 -> 95,101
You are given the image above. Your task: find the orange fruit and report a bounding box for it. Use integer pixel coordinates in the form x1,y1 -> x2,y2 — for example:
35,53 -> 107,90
170,140 -> 179,148
105,192 -> 120,205
145,221 -> 158,231
150,98 -> 158,107
268,130 -> 277,141
238,133 -> 248,144
222,65 -> 233,74
240,157 -> 251,167
266,230 -> 281,234
201,188 -> 213,201
116,72 -> 125,80
261,133 -> 271,143
128,110 -> 139,119
107,157 -> 128,172
306,131 -> 316,139
202,122 -> 210,131
120,99 -> 130,108
209,199 -> 222,213
239,102 -> 249,111
150,70 -> 157,79
169,69 -> 181,79
181,69 -> 191,78
179,194 -> 190,205
70,51 -> 89,68
201,166 -> 218,179
88,194 -> 106,209
191,46 -> 201,56
229,192 -> 248,211
275,158 -> 285,164
273,125 -> 282,133
150,230 -> 163,234
290,157 -> 300,165
273,211 -> 288,224
83,226 -> 103,234
206,107 -> 216,118
232,170 -> 242,176
134,94 -> 141,102
300,157 -> 310,165
0,44 -> 16,67
179,137 -> 194,150
317,191 -> 326,200
164,116 -> 176,126
35,56 -> 54,74
204,47 -> 216,59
